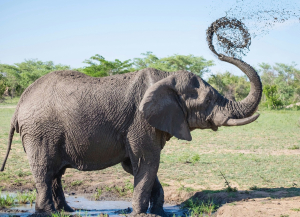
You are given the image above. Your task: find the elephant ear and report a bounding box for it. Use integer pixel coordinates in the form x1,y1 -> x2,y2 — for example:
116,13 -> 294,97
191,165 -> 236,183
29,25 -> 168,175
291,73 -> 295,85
139,76 -> 192,141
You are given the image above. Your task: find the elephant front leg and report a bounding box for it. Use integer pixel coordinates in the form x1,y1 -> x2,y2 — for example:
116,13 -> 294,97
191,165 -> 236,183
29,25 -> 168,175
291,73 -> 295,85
131,157 -> 160,215
149,177 -> 167,217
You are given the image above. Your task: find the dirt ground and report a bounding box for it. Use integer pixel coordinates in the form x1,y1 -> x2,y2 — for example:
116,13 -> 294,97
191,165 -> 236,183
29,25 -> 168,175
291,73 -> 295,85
215,197 -> 300,217
2,171 -> 300,217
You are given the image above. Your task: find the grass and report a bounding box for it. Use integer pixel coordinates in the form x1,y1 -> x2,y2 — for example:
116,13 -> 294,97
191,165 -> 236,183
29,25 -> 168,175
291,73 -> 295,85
0,98 -> 300,201
161,182 -> 170,187
179,153 -> 201,164
181,198 -> 218,216
0,189 -> 36,207
16,190 -> 36,205
0,97 -> 20,107
93,181 -> 134,199
70,180 -> 83,187
94,188 -> 102,200
178,185 -> 195,193
124,180 -> 134,193
51,210 -> 71,217
219,171 -> 238,192
288,145 -> 300,150
107,182 -> 134,197
55,210 -> 109,217
0,193 -> 15,207
249,185 -> 259,190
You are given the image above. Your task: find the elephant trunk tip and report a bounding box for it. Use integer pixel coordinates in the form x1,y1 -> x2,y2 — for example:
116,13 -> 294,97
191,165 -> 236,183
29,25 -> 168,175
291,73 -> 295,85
224,113 -> 260,126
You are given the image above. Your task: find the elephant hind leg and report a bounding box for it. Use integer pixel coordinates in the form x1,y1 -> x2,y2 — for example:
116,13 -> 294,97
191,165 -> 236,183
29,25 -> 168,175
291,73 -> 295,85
52,166 -> 74,212
24,135 -> 59,213
30,164 -> 56,213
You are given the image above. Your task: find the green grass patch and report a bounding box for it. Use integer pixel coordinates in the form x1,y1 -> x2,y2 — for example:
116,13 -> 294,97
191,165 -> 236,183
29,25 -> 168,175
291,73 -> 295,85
0,193 -> 15,207
124,180 -> 134,193
161,182 -> 170,187
249,185 -> 259,190
178,185 -> 195,192
94,188 -> 102,200
70,180 -> 83,187
16,190 -> 36,205
51,210 -> 71,217
181,198 -> 218,216
288,145 -> 300,150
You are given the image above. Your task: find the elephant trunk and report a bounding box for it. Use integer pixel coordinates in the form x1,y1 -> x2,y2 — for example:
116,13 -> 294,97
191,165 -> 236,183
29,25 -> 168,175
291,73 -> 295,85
206,17 -> 262,126
219,55 -> 262,120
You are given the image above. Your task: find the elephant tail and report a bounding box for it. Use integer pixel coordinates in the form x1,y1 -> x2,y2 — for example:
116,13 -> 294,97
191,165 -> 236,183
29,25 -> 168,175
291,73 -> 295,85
0,125 -> 15,171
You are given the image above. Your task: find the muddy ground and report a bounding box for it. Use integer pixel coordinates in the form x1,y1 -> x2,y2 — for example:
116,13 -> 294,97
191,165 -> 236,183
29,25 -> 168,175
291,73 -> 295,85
1,172 -> 300,217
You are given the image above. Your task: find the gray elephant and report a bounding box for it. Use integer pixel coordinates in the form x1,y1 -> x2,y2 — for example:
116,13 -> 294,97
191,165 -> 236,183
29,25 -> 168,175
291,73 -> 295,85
1,24 -> 261,216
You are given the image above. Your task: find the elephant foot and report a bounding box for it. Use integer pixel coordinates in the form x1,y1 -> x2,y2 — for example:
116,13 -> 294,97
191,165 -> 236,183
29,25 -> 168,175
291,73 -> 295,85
28,213 -> 54,217
128,212 -> 161,217
35,204 -> 56,214
55,201 -> 74,212
149,207 -> 168,217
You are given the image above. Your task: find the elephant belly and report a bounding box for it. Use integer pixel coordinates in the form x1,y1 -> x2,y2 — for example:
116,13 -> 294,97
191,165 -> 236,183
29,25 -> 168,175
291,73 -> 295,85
65,136 -> 128,171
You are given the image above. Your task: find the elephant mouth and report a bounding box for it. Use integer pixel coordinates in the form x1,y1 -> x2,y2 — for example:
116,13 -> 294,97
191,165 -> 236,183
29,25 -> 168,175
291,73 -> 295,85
205,114 -> 219,131
209,120 -> 218,131
189,113 -> 218,131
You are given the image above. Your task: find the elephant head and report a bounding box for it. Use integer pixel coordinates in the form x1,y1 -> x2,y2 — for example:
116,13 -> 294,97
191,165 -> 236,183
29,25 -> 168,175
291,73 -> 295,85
139,18 -> 262,141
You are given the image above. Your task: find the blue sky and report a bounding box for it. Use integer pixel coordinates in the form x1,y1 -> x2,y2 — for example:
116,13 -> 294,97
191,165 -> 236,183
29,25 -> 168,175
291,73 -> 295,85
0,0 -> 299,77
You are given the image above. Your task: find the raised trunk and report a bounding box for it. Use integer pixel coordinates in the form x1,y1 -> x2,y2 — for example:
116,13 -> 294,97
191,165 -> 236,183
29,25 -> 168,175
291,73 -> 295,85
206,18 -> 262,121
219,55 -> 262,119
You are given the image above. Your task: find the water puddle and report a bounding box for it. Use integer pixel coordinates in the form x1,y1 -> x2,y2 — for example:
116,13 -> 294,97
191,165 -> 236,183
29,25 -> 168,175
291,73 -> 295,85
0,192 -> 185,216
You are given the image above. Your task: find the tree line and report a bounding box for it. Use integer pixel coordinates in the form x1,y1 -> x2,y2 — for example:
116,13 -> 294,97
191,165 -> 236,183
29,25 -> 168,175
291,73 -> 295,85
0,52 -> 299,109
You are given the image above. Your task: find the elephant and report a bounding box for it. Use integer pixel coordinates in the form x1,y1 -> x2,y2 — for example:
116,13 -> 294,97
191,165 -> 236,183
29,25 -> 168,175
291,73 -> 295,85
1,25 -> 261,217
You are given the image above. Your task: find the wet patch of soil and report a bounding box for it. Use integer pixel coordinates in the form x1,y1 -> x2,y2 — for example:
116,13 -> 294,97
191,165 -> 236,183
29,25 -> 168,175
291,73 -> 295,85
1,187 -> 300,217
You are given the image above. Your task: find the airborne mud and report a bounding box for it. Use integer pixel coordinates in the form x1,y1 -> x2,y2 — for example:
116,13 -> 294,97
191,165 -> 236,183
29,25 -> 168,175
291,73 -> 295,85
207,0 -> 300,59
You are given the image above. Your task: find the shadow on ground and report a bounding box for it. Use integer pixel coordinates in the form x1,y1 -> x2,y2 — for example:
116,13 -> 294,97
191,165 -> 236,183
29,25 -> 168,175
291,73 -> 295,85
181,187 -> 300,216
183,187 -> 300,206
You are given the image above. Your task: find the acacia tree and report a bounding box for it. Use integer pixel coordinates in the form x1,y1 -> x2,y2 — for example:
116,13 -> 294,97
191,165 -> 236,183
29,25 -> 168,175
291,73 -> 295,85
82,54 -> 134,77
133,52 -> 214,77
0,59 -> 70,96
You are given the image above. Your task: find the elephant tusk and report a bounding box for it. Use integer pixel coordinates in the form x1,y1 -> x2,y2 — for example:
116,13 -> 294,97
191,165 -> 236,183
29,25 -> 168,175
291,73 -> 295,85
223,113 -> 260,126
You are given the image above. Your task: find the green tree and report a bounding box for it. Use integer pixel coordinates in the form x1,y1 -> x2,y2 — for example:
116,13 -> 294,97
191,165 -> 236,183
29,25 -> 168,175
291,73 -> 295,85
133,52 -> 214,77
0,73 -> 7,100
263,85 -> 283,109
133,51 -> 159,70
207,71 -> 250,101
82,54 -> 134,77
258,62 -> 300,105
0,59 -> 70,96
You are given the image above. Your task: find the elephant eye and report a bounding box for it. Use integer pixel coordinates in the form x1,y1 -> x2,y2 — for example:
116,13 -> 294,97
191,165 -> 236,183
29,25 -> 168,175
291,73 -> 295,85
190,93 -> 198,99
206,98 -> 211,104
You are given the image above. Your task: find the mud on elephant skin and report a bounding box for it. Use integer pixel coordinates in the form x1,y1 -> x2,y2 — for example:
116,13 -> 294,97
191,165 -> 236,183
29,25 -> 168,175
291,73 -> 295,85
1,24 -> 262,217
